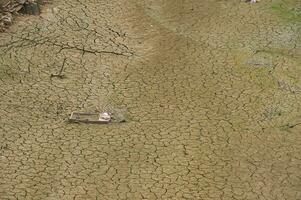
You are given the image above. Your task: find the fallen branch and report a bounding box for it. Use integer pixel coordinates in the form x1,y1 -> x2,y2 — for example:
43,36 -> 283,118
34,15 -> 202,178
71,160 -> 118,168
50,58 -> 67,79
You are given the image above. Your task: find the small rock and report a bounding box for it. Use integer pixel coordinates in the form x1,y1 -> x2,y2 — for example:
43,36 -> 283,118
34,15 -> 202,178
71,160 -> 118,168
21,1 -> 40,15
100,112 -> 111,121
1,12 -> 13,25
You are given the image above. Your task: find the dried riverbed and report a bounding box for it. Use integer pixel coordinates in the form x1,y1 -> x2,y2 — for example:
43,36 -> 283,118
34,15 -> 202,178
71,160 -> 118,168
0,0 -> 300,199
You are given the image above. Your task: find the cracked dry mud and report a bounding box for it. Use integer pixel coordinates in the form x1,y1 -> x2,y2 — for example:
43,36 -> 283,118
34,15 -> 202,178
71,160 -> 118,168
0,0 -> 301,199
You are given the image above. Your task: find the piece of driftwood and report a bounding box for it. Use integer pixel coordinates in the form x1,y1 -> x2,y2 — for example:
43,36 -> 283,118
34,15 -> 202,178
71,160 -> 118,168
69,112 -> 111,124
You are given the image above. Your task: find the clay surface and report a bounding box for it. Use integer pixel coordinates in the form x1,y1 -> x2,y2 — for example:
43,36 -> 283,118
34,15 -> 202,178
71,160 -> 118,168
0,0 -> 300,199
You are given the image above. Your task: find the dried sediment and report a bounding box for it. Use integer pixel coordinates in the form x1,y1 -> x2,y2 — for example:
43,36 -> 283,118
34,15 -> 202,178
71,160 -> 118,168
0,0 -> 300,199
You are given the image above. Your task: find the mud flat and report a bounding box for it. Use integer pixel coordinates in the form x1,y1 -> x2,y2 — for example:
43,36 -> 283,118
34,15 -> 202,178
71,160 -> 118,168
0,0 -> 300,199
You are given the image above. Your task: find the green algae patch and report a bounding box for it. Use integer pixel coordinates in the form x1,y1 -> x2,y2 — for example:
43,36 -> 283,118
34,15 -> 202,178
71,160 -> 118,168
269,0 -> 301,22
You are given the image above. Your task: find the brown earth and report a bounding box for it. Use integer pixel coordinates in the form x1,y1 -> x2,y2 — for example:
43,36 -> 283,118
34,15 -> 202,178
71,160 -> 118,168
0,0 -> 300,199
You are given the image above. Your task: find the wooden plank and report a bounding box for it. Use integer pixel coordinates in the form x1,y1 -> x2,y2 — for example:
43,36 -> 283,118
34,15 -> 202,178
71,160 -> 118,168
69,112 -> 111,124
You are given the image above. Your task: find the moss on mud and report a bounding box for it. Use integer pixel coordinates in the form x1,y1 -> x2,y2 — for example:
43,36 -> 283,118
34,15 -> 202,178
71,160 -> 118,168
270,0 -> 301,22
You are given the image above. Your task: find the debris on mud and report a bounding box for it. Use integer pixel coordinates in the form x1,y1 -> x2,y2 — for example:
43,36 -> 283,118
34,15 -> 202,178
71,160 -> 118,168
263,106 -> 282,120
280,122 -> 301,131
50,58 -> 67,79
246,0 -> 260,3
245,51 -> 276,69
0,0 -> 47,31
68,108 -> 127,124
102,106 -> 127,123
69,112 -> 111,124
245,57 -> 275,68
110,109 -> 127,123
